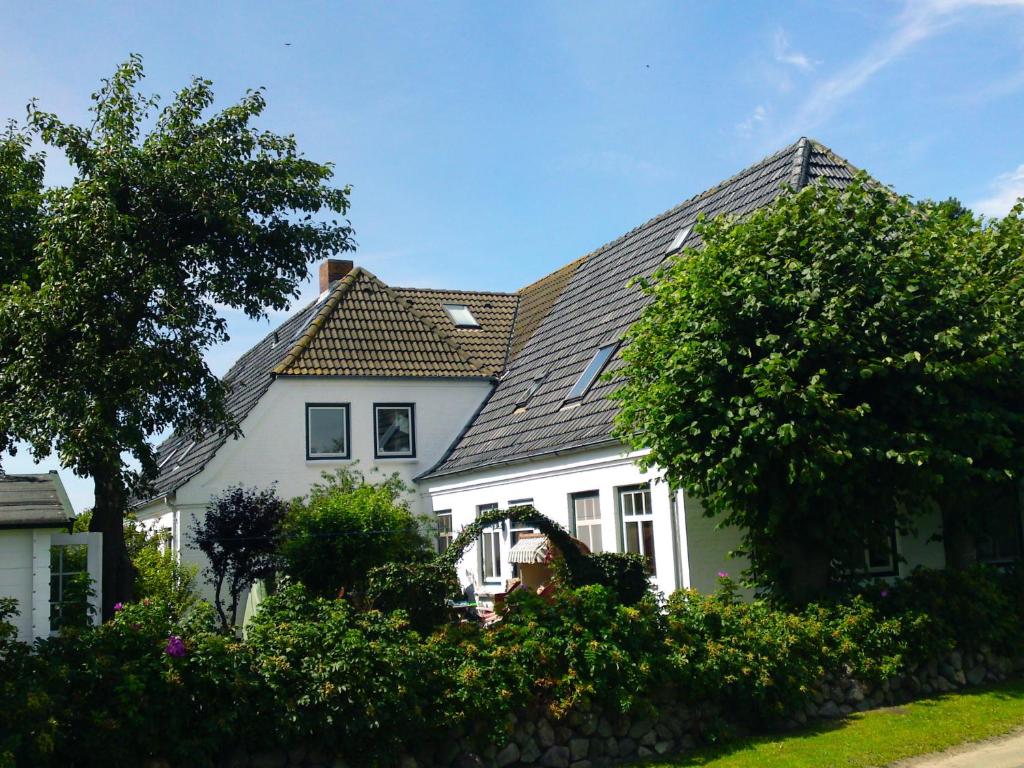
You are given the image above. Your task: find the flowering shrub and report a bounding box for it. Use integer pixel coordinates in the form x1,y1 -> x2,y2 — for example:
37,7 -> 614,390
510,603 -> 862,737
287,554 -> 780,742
244,582 -> 452,762
874,565 -> 1024,658
0,565 -> 1021,766
666,579 -> 829,721
475,585 -> 665,718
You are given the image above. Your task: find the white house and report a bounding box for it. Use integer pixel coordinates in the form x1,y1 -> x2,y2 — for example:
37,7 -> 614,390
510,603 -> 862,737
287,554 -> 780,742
0,471 -> 101,641
132,260 -> 524,585
417,138 -> 1013,598
135,138 -> 1022,601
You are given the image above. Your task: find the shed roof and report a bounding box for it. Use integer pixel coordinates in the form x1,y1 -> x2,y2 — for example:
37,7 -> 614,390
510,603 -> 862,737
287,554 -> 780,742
0,472 -> 73,529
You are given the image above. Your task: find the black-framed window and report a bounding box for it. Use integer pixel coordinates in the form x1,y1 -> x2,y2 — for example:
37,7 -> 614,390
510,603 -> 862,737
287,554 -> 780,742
306,403 -> 350,459
978,486 -> 1024,564
618,484 -> 656,575
435,510 -> 454,554
572,491 -> 603,554
374,403 -> 416,458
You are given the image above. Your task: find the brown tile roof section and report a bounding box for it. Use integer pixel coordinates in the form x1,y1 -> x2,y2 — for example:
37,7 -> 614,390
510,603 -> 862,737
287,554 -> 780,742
394,287 -> 519,376
274,268 -> 515,378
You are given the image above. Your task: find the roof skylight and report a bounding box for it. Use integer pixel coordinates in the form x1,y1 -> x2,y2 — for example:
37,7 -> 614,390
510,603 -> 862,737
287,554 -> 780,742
565,343 -> 617,401
515,369 -> 549,410
442,303 -> 480,328
665,226 -> 691,254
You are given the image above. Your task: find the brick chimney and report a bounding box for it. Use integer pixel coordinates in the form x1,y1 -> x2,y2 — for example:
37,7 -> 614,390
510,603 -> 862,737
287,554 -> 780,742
319,259 -> 353,293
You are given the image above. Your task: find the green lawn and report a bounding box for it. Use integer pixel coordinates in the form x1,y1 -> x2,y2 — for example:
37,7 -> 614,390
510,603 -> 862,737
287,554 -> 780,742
640,680 -> 1024,768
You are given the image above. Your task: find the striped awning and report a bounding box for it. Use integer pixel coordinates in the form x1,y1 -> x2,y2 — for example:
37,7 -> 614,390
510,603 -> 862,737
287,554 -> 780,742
508,536 -> 549,564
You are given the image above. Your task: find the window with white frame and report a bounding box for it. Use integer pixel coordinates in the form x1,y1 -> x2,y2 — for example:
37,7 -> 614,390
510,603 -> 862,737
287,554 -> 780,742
478,504 -> 502,584
306,403 -> 350,459
619,484 -> 656,575
978,486 -> 1023,564
435,510 -> 454,554
374,403 -> 415,458
862,524 -> 898,576
442,303 -> 480,328
572,491 -> 603,554
49,544 -> 91,632
507,499 -> 537,578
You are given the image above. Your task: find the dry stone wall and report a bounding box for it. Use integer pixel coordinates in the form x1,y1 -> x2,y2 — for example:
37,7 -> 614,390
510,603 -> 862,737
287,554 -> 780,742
221,645 -> 1024,768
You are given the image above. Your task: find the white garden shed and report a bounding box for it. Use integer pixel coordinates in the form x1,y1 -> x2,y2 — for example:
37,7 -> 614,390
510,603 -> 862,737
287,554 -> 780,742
0,471 -> 101,641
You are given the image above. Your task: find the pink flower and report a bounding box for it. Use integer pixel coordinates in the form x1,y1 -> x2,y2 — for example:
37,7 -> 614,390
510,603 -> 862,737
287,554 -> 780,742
165,635 -> 186,658
113,602 -> 124,613
880,589 -> 890,598
717,571 -> 729,579
142,598 -> 152,606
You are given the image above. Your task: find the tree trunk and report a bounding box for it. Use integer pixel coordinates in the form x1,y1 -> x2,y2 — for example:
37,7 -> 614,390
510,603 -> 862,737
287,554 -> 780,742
213,572 -> 228,630
941,504 -> 978,571
89,461 -> 135,620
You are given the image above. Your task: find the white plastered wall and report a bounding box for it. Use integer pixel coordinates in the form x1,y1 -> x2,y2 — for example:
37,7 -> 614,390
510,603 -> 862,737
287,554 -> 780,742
425,446 -> 953,599
136,375 -> 493,604
423,445 -> 695,598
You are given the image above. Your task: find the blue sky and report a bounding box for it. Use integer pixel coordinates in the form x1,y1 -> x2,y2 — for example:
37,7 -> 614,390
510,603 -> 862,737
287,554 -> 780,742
3,0 -> 1024,511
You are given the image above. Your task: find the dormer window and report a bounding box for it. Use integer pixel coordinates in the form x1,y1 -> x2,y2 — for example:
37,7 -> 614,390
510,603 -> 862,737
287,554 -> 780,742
442,303 -> 480,328
565,343 -> 617,402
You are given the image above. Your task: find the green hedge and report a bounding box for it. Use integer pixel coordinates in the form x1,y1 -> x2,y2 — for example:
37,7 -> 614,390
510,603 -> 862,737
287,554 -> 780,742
1,566 -> 1022,768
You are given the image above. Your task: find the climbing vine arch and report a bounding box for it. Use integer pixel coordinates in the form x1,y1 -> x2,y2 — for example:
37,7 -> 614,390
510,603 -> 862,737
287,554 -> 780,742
436,505 -> 590,581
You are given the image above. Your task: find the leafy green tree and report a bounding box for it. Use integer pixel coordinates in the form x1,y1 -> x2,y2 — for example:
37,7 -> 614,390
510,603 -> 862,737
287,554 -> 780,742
612,176 -> 1024,601
0,56 -> 354,617
73,510 -> 199,619
0,124 -> 43,286
279,468 -> 432,598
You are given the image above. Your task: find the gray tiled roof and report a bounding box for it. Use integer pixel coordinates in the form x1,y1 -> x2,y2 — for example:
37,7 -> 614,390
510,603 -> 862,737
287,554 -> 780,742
422,138 -> 865,479
138,298 -> 322,505
0,472 -> 73,529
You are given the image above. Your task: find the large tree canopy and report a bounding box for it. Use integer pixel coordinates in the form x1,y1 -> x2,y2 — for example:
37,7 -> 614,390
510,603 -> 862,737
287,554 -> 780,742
0,56 -> 355,616
611,177 -> 1024,602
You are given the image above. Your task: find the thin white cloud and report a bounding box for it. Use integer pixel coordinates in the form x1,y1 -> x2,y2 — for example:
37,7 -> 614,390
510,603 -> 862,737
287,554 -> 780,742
787,0 -> 1024,135
567,149 -> 669,183
773,29 -> 815,71
736,105 -> 768,139
972,164 -> 1024,217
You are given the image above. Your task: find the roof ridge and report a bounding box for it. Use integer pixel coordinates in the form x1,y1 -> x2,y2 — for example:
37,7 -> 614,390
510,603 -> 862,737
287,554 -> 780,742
272,268 -> 364,376
500,294 -> 524,372
512,139 -> 807,289
222,295 -> 319,380
392,285 -> 515,298
790,136 -> 812,188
